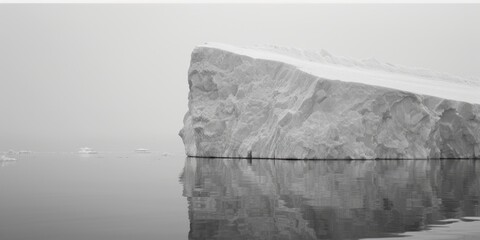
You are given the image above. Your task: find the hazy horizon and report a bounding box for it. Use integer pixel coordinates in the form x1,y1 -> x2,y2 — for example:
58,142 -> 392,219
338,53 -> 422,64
1,4 -> 479,152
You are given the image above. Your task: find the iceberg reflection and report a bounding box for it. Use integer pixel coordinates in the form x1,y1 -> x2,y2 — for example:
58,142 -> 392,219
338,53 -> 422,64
180,158 -> 480,240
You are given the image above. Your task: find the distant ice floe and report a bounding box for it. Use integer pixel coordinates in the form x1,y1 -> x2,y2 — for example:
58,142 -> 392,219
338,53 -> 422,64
78,147 -> 98,154
1,155 -> 17,161
7,149 -> 17,155
135,148 -> 151,153
2,149 -> 31,155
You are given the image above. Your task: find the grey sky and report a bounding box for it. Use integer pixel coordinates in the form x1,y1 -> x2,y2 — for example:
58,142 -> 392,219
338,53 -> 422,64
0,4 -> 479,152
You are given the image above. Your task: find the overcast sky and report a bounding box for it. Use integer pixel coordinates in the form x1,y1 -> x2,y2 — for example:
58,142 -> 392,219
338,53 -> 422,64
0,4 -> 479,152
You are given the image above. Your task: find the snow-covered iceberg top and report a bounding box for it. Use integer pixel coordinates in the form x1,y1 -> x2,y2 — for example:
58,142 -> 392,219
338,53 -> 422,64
180,43 -> 480,159
200,42 -> 480,104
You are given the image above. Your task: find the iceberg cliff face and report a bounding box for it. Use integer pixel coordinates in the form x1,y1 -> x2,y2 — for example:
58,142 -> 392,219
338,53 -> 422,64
180,43 -> 480,159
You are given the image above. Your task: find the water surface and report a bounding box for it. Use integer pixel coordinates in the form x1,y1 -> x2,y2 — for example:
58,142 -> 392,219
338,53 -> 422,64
0,152 -> 188,240
1,154 -> 480,240
181,158 -> 480,240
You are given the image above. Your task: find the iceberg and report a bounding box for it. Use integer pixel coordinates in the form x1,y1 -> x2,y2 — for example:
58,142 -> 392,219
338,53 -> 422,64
1,155 -> 16,161
135,148 -> 151,153
78,147 -> 98,154
179,43 -> 480,159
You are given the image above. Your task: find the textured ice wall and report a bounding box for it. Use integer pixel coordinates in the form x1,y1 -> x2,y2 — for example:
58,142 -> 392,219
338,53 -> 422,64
180,44 -> 480,159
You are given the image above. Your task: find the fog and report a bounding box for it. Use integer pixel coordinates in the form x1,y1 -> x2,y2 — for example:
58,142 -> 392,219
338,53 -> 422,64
1,4 -> 479,152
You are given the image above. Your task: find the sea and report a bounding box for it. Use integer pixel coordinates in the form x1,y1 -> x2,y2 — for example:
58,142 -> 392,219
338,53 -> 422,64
1,152 -> 480,240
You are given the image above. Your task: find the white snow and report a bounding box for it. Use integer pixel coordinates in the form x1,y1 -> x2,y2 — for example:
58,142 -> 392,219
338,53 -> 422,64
200,42 -> 480,104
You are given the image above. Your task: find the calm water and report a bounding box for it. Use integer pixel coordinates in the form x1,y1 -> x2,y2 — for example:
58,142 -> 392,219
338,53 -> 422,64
0,152 -> 188,240
1,154 -> 480,240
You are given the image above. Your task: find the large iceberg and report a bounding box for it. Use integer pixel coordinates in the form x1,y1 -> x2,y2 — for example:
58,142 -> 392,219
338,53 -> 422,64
179,43 -> 480,159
